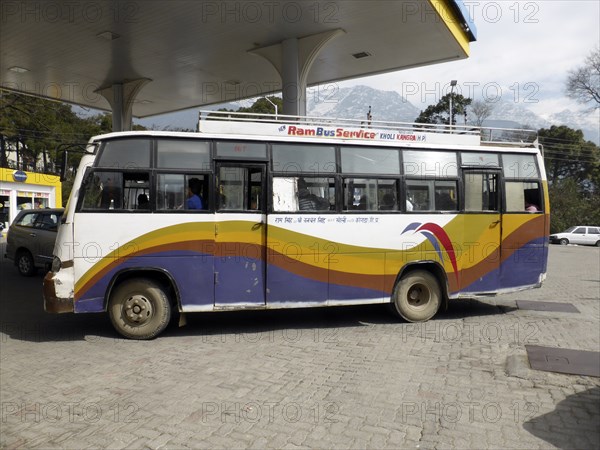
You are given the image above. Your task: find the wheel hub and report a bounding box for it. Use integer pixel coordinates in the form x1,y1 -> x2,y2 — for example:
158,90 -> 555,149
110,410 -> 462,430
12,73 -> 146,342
19,257 -> 30,271
408,284 -> 429,307
123,295 -> 153,325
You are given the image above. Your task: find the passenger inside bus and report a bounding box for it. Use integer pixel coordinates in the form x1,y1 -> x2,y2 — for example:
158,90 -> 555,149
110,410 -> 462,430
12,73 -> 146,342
297,178 -> 329,211
99,177 -> 121,209
356,195 -> 368,210
380,193 -> 396,210
137,194 -> 149,209
186,178 -> 204,209
524,189 -> 540,212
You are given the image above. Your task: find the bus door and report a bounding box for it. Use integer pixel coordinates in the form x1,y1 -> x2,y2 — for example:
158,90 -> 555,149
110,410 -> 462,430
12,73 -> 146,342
462,169 -> 502,293
214,163 -> 267,307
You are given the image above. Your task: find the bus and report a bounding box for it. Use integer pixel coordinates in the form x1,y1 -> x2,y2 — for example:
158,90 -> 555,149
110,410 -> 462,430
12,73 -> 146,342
44,111 -> 550,339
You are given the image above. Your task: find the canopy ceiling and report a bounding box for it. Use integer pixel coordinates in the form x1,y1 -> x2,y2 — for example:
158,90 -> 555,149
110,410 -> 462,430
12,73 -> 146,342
1,0 -> 476,118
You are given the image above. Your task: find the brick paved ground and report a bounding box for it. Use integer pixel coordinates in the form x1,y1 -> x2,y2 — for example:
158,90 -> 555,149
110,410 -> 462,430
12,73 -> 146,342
1,242 -> 599,449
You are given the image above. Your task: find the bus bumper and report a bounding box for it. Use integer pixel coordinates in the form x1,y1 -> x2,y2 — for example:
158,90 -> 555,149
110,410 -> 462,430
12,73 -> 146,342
43,265 -> 75,313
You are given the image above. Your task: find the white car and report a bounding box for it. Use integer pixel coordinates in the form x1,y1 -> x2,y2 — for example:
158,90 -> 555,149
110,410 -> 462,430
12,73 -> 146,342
549,226 -> 600,247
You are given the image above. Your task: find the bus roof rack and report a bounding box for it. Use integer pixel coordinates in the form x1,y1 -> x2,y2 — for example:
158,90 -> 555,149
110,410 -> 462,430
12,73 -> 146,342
198,110 -> 538,148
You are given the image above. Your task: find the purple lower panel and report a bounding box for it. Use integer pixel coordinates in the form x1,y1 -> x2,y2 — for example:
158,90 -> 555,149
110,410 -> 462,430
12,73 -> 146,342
214,256 -> 265,304
74,251 -> 214,313
499,239 -> 546,288
460,238 -> 546,294
267,264 -> 385,303
267,263 -> 328,303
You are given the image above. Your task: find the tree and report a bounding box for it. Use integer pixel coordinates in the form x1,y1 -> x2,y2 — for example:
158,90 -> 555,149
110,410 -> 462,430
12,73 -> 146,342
415,93 -> 472,125
566,47 -> 600,109
469,100 -> 495,127
540,125 -> 600,232
539,125 -> 600,189
213,96 -> 283,120
0,93 -> 147,203
548,178 -> 600,233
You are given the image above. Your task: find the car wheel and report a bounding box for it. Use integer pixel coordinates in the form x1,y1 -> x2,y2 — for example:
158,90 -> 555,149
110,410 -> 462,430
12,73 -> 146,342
559,238 -> 569,245
391,270 -> 441,322
108,278 -> 171,340
16,250 -> 37,276
595,241 -> 600,247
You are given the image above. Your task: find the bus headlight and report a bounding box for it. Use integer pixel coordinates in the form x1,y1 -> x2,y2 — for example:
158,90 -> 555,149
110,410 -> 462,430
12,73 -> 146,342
51,256 -> 62,273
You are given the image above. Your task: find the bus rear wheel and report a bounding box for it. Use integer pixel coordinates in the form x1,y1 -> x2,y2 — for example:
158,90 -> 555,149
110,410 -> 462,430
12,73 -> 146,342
392,270 -> 441,322
108,278 -> 171,340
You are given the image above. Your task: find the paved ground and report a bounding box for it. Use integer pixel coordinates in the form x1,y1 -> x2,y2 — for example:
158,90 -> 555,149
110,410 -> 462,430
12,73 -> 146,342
1,240 -> 599,449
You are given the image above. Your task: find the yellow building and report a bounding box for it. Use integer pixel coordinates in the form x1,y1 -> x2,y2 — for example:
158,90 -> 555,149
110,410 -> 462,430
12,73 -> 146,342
0,167 -> 62,231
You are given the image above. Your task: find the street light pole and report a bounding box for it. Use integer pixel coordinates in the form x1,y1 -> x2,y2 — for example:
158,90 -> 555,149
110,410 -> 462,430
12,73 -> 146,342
449,80 -> 457,129
263,96 -> 278,120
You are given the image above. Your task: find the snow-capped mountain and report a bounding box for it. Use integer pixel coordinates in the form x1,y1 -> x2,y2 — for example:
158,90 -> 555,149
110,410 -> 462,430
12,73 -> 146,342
306,85 -> 420,123
137,85 -> 599,144
306,87 -> 599,144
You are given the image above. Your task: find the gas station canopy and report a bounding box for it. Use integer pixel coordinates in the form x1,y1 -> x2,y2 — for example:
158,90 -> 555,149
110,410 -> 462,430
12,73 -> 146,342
1,0 -> 476,127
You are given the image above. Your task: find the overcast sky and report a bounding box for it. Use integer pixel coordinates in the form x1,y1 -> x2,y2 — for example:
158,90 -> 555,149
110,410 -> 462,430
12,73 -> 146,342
139,0 -> 599,129
338,0 -> 600,118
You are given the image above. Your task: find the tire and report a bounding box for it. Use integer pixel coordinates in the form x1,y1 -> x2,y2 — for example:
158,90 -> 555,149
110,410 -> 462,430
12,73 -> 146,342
108,278 -> 171,340
391,270 -> 441,322
559,238 -> 569,245
595,241 -> 600,247
16,250 -> 37,277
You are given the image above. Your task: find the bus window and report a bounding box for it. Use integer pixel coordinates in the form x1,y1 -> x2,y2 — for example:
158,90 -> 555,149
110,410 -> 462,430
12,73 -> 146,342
273,177 -> 333,212
96,139 -> 151,169
341,147 -> 400,175
81,171 -> 150,211
502,154 -> 539,179
216,166 -> 263,212
461,152 -> 499,168
216,141 -> 267,159
403,150 -> 458,177
157,139 -> 210,169
506,181 -> 542,212
434,181 -> 458,211
156,174 -> 208,211
343,179 -> 398,211
406,180 -> 458,212
81,172 -> 123,210
272,144 -> 336,174
406,180 -> 431,211
379,180 -> 398,211
123,173 -> 150,210
464,172 -> 499,212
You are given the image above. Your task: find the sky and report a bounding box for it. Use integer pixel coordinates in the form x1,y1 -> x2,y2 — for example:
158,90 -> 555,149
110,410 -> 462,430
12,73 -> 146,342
137,0 -> 600,129
338,0 -> 600,118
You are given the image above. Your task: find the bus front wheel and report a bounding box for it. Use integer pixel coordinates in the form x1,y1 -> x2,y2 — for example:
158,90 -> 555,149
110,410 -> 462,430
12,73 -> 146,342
108,278 -> 171,340
392,270 -> 441,322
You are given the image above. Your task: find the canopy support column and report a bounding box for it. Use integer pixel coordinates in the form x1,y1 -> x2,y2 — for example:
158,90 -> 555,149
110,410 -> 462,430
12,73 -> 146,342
250,29 -> 345,117
96,78 -> 151,131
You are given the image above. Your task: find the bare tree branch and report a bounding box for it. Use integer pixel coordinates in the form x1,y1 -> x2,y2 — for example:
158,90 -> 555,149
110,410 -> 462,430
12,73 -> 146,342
566,47 -> 600,109
470,100 -> 495,127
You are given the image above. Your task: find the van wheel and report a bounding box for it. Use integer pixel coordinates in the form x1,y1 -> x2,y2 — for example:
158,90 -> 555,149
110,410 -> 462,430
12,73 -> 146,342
559,238 -> 569,245
108,278 -> 171,340
596,241 -> 600,247
16,250 -> 37,277
392,270 -> 441,322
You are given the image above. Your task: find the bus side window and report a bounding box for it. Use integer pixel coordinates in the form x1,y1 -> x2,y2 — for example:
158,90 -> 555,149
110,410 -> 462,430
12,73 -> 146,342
123,172 -> 150,210
406,180 -> 431,211
344,178 -> 398,211
156,174 -> 208,211
505,181 -> 542,212
464,172 -> 499,212
81,172 -> 123,210
405,180 -> 458,212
